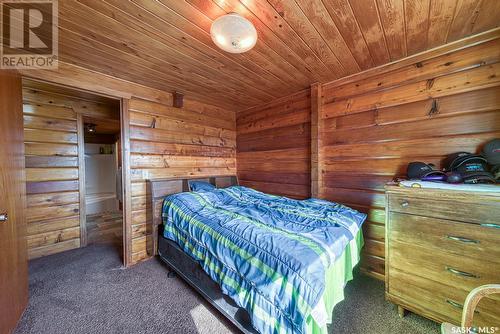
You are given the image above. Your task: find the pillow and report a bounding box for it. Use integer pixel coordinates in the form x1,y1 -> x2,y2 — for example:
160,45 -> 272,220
189,180 -> 216,192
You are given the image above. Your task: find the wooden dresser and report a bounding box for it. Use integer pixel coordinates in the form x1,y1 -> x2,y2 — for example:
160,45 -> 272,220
385,185 -> 500,327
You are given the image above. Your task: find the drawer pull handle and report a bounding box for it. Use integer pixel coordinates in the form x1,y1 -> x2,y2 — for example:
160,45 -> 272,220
446,299 -> 463,309
446,235 -> 479,244
445,299 -> 480,314
446,266 -> 479,279
481,223 -> 500,229
400,201 -> 409,208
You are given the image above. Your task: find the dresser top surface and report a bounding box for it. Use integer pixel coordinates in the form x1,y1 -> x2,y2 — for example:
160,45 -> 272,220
385,183 -> 500,200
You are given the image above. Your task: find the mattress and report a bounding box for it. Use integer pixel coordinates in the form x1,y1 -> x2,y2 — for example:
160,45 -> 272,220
161,186 -> 366,334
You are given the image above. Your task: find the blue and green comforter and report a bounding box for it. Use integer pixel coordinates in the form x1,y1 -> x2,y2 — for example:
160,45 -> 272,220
162,186 -> 366,334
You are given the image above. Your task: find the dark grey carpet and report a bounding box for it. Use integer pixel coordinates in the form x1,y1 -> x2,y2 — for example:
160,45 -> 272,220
15,244 -> 439,334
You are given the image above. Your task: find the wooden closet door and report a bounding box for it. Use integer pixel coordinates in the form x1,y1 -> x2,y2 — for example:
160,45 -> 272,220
0,71 -> 28,334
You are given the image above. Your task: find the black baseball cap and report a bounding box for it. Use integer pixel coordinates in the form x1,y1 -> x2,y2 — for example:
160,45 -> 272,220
482,139 -> 500,165
407,162 -> 445,180
444,152 -> 495,184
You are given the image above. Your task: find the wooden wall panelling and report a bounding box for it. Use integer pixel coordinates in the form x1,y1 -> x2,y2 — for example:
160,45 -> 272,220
235,33 -> 500,281
76,114 -> 87,247
121,99 -> 132,266
319,37 -> 500,280
22,27 -> 498,274
22,82 -> 119,259
26,180 -> 79,194
22,78 -> 120,105
323,38 -> 500,102
236,90 -> 311,199
322,63 -> 500,118
14,0 -> 500,109
311,83 -> 322,198
24,95 -> 81,259
20,62 -> 173,106
22,63 -> 237,266
128,97 -> 236,264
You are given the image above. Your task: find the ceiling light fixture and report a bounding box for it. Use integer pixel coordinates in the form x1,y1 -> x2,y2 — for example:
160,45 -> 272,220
210,13 -> 257,54
85,123 -> 96,133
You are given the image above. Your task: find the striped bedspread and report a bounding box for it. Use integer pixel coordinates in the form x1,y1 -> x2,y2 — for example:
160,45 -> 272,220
162,186 -> 366,334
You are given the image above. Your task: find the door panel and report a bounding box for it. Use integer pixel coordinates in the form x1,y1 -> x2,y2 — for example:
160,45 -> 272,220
0,71 -> 28,334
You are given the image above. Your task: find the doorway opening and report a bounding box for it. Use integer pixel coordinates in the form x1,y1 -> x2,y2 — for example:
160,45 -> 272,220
21,78 -> 124,263
83,114 -> 122,251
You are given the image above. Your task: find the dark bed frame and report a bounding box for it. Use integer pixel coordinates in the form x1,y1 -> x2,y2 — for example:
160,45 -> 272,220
146,175 -> 258,334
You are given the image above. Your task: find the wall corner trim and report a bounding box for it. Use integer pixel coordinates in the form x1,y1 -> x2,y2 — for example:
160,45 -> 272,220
310,82 -> 323,199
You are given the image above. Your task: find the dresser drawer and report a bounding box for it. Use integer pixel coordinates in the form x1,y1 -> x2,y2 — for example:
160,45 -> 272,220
385,185 -> 500,326
388,194 -> 500,225
389,212 -> 500,263
389,241 -> 500,293
389,269 -> 500,327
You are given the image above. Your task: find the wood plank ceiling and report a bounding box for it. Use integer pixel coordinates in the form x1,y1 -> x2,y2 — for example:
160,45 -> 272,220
45,0 -> 500,109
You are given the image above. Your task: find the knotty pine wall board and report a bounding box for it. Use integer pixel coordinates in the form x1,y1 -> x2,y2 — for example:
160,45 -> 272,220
236,90 -> 311,199
22,84 -> 118,259
128,97 -> 236,263
236,34 -> 500,281
319,37 -> 500,280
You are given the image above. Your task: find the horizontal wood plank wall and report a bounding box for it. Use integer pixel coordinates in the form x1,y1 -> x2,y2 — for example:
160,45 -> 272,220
320,37 -> 500,280
24,89 -> 81,259
22,63 -> 237,266
237,90 -> 311,199
128,98 -> 236,263
23,87 -> 117,259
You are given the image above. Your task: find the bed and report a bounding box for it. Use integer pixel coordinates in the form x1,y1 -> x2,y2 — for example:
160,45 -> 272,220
146,176 -> 366,334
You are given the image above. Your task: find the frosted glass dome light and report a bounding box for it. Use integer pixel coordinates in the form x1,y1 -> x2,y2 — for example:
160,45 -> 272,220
210,13 -> 257,54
